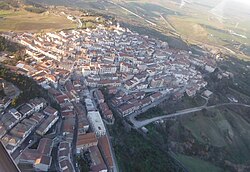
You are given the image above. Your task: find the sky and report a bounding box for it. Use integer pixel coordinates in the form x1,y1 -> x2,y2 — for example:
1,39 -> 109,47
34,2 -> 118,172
230,0 -> 250,6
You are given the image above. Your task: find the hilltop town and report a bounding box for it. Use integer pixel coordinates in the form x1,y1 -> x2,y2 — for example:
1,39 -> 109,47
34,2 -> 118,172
0,23 -> 223,172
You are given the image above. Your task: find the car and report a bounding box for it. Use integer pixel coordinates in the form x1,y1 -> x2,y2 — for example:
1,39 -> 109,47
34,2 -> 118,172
28,140 -> 32,144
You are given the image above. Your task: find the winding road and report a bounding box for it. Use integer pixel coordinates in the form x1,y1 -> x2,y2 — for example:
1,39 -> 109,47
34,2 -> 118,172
130,102 -> 250,129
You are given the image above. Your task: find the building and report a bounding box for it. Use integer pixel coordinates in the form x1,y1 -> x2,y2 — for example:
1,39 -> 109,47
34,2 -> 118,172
94,90 -> 105,104
89,146 -> 107,172
36,115 -> 59,136
19,104 -> 34,118
43,106 -> 58,116
28,98 -> 47,112
58,141 -> 75,172
18,138 -> 53,172
87,111 -> 106,137
1,112 -> 19,130
74,103 -> 89,134
98,136 -> 114,172
76,132 -> 98,153
203,90 -> 213,98
59,159 -> 75,172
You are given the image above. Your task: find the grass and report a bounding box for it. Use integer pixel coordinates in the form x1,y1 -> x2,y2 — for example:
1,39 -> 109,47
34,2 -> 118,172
180,106 -> 250,164
175,154 -> 224,172
0,9 -> 76,32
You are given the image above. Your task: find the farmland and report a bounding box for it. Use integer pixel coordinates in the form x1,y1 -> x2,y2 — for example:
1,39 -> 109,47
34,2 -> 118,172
0,8 -> 76,32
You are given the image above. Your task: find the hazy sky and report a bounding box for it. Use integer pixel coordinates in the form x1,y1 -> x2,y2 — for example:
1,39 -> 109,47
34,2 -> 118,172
231,0 -> 250,5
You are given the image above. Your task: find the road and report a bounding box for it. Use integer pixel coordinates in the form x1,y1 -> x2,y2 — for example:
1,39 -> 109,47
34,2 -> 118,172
130,103 -> 250,129
127,86 -> 187,120
108,1 -> 156,26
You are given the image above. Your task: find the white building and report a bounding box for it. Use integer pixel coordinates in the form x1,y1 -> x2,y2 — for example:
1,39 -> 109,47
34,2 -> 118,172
87,111 -> 106,137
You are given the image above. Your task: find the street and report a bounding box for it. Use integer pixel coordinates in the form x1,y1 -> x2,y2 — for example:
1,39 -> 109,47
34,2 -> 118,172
130,102 -> 250,129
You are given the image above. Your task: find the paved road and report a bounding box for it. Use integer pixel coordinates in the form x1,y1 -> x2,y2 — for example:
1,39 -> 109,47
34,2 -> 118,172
130,103 -> 250,129
127,87 -> 187,122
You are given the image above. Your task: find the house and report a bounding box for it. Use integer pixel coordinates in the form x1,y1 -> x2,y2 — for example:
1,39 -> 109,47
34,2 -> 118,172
203,90 -> 213,98
36,115 -> 59,136
186,87 -> 197,97
58,142 -> 71,161
1,112 -> 19,130
29,112 -> 44,124
18,138 -> 53,172
10,122 -> 33,139
140,97 -> 152,108
3,136 -> 21,153
98,136 -> 114,172
89,146 -> 107,172
8,108 -> 22,120
55,94 -> 70,105
19,104 -> 34,118
99,103 -> 114,124
59,159 -> 75,172
76,133 -> 98,153
94,90 -> 104,104
150,92 -> 163,102
28,98 -> 47,112
73,103 -> 89,134
62,117 -> 75,141
118,103 -> 135,117
205,65 -> 216,73
43,106 -> 58,116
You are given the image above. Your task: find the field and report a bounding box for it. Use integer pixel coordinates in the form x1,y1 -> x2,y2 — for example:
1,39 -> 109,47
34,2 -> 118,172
0,9 -> 76,32
175,154 -> 224,172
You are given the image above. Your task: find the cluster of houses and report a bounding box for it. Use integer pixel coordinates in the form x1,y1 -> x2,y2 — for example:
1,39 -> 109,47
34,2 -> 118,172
110,90 -> 165,117
3,24 -> 215,98
0,23 -> 224,172
94,89 -> 114,124
18,138 -> 53,171
0,96 -> 60,171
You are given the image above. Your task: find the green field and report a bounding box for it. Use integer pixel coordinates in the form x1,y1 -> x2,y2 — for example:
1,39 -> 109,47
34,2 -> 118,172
175,154 -> 225,172
0,9 -> 76,32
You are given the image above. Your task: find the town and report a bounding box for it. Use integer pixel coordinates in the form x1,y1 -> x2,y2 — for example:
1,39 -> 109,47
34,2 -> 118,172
0,23 -> 219,172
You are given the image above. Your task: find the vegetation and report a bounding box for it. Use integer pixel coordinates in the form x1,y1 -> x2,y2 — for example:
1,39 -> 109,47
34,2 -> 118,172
0,65 -> 56,107
0,36 -> 22,52
107,115 -> 183,172
0,8 -> 75,32
0,2 -> 10,10
76,155 -> 89,172
1,0 -> 19,8
175,154 -> 224,172
24,6 -> 46,13
0,89 -> 5,98
136,95 -> 206,120
120,22 -> 190,50
135,106 -> 164,120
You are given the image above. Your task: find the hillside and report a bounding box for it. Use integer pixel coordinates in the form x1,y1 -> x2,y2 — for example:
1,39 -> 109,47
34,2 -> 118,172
0,0 -> 77,32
